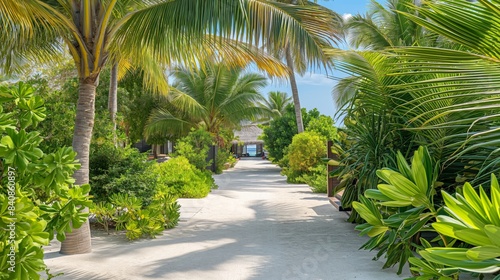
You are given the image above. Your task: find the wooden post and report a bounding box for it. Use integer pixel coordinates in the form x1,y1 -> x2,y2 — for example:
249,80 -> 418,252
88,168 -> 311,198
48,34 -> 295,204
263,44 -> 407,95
327,141 -> 334,197
327,140 -> 340,197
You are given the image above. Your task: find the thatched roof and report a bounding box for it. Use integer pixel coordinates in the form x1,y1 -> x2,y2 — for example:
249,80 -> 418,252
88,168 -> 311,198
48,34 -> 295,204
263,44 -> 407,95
233,125 -> 264,144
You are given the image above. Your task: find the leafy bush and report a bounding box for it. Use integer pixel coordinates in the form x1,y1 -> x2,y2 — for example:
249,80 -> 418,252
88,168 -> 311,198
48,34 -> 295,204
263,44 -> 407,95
353,146 -> 500,279
410,174 -> 500,279
352,146 -> 443,275
305,115 -> 337,141
281,131 -> 328,192
261,105 -> 325,163
91,192 -> 180,240
89,143 -> 157,205
215,149 -> 234,174
0,82 -> 92,279
174,129 -> 213,171
288,132 -> 326,172
300,165 -> 328,193
153,156 -> 214,198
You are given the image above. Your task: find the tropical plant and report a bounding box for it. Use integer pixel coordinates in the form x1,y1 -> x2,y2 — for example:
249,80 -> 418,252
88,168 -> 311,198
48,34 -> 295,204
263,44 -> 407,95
273,1 -> 341,133
89,143 -> 157,206
281,131 -> 329,192
173,129 -> 214,171
410,174 -> 500,279
153,156 -> 214,198
0,82 -> 91,279
329,51 -> 413,222
261,104 -> 321,163
146,64 -> 268,141
2,0 -> 338,254
106,192 -> 180,240
352,146 -> 443,275
305,115 -> 337,141
258,91 -> 292,121
343,0 -> 429,50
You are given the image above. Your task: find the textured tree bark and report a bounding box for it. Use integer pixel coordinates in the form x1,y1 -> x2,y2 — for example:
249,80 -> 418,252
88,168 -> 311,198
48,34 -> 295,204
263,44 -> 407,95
60,80 -> 96,254
108,64 -> 118,146
285,45 -> 304,133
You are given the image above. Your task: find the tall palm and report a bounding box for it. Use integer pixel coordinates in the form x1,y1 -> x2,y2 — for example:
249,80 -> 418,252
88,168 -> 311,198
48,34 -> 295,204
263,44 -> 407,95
259,91 -> 292,121
1,0 -> 341,254
274,0 -> 342,133
146,64 -> 268,143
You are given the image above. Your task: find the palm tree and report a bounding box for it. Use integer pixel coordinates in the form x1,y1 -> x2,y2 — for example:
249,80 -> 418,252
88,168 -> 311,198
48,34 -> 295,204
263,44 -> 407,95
1,0 -> 340,254
344,0 -> 426,50
146,64 -> 268,144
275,0 -> 342,133
259,91 -> 292,121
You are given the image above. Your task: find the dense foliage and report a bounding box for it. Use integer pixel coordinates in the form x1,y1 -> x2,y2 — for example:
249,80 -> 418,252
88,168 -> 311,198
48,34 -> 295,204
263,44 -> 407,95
282,132 -> 328,192
261,104 -> 337,193
0,83 -> 91,279
329,2 -> 500,277
153,156 -> 215,198
261,104 -> 322,163
92,192 -> 180,240
89,143 -> 157,206
173,129 -> 213,171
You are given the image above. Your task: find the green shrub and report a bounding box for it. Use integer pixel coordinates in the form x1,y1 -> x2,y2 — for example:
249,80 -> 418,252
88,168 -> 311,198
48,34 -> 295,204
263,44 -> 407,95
153,156 -> 214,198
174,129 -> 213,171
261,105 -> 326,163
281,131 -> 328,191
92,192 -> 180,240
305,115 -> 337,141
300,165 -> 327,193
215,149 -> 234,174
287,132 -> 326,172
89,143 -> 157,205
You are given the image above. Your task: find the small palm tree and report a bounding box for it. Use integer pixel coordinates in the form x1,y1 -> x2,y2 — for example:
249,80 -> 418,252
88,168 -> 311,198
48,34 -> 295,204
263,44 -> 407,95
146,64 -> 268,144
259,91 -> 292,121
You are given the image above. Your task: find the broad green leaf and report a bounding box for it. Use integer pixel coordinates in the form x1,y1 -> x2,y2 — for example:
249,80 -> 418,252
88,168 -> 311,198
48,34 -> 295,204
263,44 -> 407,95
455,228 -> 493,247
367,225 -> 389,237
396,151 -> 413,180
364,189 -> 392,201
462,182 -> 488,222
377,169 -> 421,196
466,245 -> 500,261
378,183 -> 412,202
411,150 -> 428,195
484,225 -> 500,247
353,200 -> 383,226
442,192 -> 486,229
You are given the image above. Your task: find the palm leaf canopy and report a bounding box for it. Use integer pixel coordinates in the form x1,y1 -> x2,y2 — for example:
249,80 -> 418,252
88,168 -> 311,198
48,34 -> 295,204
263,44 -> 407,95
145,64 -> 268,139
1,0 -> 340,80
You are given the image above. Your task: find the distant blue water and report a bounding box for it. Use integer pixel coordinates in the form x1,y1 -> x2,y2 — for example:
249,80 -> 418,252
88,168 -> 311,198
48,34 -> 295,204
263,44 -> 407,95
247,146 -> 257,156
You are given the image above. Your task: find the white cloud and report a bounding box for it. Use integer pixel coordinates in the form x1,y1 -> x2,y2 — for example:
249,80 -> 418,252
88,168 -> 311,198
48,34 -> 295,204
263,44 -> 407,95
342,13 -> 353,22
295,72 -> 336,87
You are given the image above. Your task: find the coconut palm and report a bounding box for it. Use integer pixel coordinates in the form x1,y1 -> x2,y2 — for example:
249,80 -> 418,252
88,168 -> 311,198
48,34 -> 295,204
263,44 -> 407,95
1,0 -> 340,254
274,0 -> 342,133
259,91 -> 292,121
146,64 -> 268,144
334,0 -> 436,107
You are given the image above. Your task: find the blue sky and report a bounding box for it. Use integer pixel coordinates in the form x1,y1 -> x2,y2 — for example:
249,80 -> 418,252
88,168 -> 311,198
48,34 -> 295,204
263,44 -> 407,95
262,0 -> 370,122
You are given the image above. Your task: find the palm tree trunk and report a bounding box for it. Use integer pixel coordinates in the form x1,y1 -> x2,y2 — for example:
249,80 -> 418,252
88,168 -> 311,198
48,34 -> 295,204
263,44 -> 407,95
108,64 -> 118,146
285,45 -> 304,133
60,79 -> 96,254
